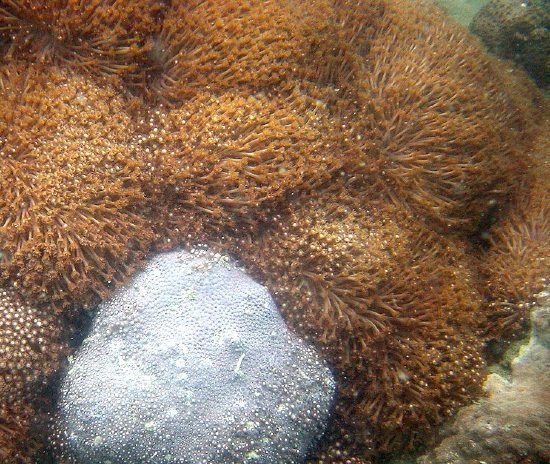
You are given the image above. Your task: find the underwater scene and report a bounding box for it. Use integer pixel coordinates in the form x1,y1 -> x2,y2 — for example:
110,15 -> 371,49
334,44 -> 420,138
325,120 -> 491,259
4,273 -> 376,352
0,0 -> 548,463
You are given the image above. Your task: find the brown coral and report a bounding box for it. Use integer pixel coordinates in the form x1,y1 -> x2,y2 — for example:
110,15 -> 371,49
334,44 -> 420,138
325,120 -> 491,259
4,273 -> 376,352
222,191 -> 486,456
134,89 -> 344,235
0,62 -> 157,309
0,0 -> 167,86
348,0 -> 536,233
145,0 -> 386,102
0,0 -> 548,462
0,287 -> 68,462
481,121 -> 550,343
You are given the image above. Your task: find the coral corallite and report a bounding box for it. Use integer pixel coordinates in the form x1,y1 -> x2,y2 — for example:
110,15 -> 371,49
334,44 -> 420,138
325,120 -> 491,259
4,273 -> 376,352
0,0 -> 549,462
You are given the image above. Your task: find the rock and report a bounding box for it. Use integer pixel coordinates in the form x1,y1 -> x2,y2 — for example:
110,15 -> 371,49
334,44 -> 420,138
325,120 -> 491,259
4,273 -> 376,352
53,249 -> 335,464
422,289 -> 550,464
470,0 -> 550,90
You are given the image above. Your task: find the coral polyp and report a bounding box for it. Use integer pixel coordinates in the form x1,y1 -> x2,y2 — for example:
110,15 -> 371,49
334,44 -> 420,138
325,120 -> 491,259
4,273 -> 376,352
0,0 -> 165,84
0,62 -> 157,308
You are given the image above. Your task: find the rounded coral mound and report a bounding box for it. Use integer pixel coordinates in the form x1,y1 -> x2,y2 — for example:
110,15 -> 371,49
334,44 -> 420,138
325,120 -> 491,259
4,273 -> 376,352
0,0 -> 548,462
54,249 -> 335,464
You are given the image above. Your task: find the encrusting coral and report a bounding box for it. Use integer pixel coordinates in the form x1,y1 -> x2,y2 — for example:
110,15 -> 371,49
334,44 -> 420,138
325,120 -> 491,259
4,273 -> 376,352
0,0 -> 548,462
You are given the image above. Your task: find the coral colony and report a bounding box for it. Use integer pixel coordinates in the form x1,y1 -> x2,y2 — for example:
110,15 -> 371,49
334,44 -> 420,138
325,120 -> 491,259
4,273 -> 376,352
0,0 -> 549,463
54,249 -> 335,463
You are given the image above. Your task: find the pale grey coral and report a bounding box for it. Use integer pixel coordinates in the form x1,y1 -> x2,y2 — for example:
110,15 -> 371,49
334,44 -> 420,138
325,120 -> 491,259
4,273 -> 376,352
53,249 -> 335,464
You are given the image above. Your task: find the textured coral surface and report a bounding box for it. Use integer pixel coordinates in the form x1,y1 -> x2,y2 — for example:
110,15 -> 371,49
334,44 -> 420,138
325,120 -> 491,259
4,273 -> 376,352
54,249 -> 335,463
0,0 -> 549,462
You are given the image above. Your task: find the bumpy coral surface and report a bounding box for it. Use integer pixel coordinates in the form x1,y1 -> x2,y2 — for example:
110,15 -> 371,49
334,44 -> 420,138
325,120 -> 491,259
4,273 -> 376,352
54,249 -> 335,464
0,0 -> 548,462
0,62 -> 157,308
